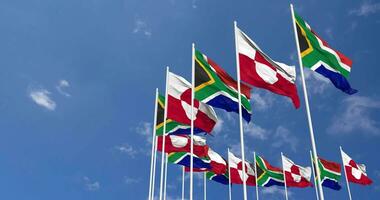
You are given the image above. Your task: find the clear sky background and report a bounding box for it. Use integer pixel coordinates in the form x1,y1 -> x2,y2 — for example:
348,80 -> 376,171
0,0 -> 379,199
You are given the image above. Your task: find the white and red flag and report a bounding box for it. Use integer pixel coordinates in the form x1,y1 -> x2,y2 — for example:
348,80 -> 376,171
282,155 -> 312,188
228,151 -> 256,186
167,72 -> 218,133
236,27 -> 300,108
157,135 -> 209,157
185,148 -> 227,175
341,149 -> 373,185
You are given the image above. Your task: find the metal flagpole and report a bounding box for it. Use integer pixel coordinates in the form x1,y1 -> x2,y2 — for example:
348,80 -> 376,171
281,153 -> 289,200
289,4 -> 325,200
190,43 -> 195,200
310,151 -> 320,200
233,20 -> 248,200
148,89 -> 159,200
340,146 -> 353,200
182,166 -> 185,200
151,135 -> 158,200
253,152 -> 259,200
228,148 -> 232,200
159,67 -> 170,200
204,172 -> 207,200
164,154 -> 168,200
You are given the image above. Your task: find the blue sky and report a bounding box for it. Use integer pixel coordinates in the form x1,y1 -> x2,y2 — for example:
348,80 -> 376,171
0,0 -> 379,199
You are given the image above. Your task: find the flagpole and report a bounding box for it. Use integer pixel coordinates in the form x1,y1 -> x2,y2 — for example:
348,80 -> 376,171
148,88 -> 159,200
234,20 -> 248,200
310,150 -> 320,200
190,42 -> 195,200
289,4 -> 325,200
159,67 -> 170,200
204,172 -> 207,200
182,166 -> 185,200
281,152 -> 289,200
253,151 -> 259,200
340,146 -> 353,200
228,148 -> 232,200
164,154 -> 168,200
152,135 -> 158,200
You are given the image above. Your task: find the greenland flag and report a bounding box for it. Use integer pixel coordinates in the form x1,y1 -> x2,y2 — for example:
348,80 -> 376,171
282,155 -> 312,188
236,27 -> 300,108
157,135 -> 209,157
167,72 -> 217,133
228,151 -> 256,186
341,149 -> 373,185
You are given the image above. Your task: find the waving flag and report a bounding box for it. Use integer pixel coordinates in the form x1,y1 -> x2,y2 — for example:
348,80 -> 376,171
228,152 -> 256,186
206,171 -> 229,185
167,72 -> 218,133
168,152 -> 211,170
236,27 -> 300,108
185,148 -> 227,175
156,94 -> 203,135
341,149 -> 373,185
256,155 -> 284,187
194,49 -> 252,122
294,11 -> 357,94
317,157 -> 342,190
157,135 -> 209,157
282,155 -> 312,187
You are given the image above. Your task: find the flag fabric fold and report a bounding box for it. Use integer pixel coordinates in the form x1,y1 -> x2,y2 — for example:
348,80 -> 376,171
282,155 -> 312,188
341,149 -> 373,185
206,171 -> 229,185
168,152 -> 211,170
228,152 -> 256,186
256,155 -> 284,187
194,49 -> 252,122
167,72 -> 218,133
293,11 -> 357,95
236,27 -> 300,108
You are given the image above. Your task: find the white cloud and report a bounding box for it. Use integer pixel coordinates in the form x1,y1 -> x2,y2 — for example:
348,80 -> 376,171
191,0 -> 197,8
328,96 -> 380,135
29,88 -> 56,111
124,177 -> 141,184
133,19 -> 152,37
56,79 -> 71,97
115,143 -> 138,158
303,69 -> 330,94
251,90 -> 276,111
213,118 -> 224,134
136,122 -> 153,143
83,176 -> 100,191
350,1 -> 380,16
271,126 -> 298,152
244,123 -> 269,140
325,27 -> 333,39
261,186 -> 292,198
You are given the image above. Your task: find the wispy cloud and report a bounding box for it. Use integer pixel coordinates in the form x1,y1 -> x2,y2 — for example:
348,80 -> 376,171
191,0 -> 198,9
124,176 -> 141,184
244,123 -> 269,140
328,95 -> 380,135
114,143 -> 138,158
83,176 -> 100,191
303,69 -> 330,94
133,19 -> 152,37
136,122 -> 153,143
56,79 -> 71,97
324,27 -> 333,39
350,1 -> 380,16
271,126 -> 298,152
213,118 -> 224,134
261,186 -> 292,198
29,88 -> 56,111
251,91 -> 275,111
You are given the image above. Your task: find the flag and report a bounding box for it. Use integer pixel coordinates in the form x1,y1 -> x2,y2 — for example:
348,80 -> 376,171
167,72 -> 218,133
184,148 -> 227,175
194,49 -> 252,122
256,155 -> 284,187
317,157 -> 342,190
228,152 -> 256,186
236,27 -> 300,108
206,171 -> 229,185
168,152 -> 211,170
293,11 -> 357,95
341,149 -> 373,185
156,94 -> 203,135
157,135 -> 209,157
282,155 -> 312,187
